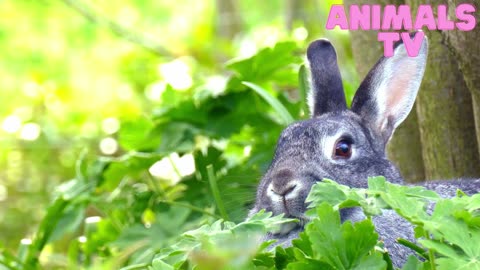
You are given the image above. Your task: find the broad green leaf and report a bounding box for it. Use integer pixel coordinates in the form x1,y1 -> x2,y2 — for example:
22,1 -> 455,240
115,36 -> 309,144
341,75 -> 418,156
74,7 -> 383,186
367,177 -> 432,223
305,203 -> 385,270
401,255 -> 426,270
467,194 -> 480,210
118,117 -> 159,151
306,180 -> 382,216
286,259 -> 335,270
305,179 -> 348,209
227,41 -> 299,81
151,258 -> 174,270
352,253 -> 387,270
419,239 -> 462,260
252,252 -> 275,268
435,257 -> 480,270
242,81 -> 294,125
274,246 -> 296,270
291,232 -> 313,258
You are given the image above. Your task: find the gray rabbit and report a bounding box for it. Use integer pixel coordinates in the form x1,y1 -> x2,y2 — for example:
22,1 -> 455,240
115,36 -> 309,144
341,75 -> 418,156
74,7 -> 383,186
249,34 -> 480,267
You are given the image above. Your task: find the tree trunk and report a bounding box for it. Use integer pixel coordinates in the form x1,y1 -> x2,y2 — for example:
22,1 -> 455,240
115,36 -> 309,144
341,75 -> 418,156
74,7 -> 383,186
285,0 -> 323,39
441,0 -> 480,157
406,0 -> 480,179
344,0 -> 426,182
215,0 -> 242,39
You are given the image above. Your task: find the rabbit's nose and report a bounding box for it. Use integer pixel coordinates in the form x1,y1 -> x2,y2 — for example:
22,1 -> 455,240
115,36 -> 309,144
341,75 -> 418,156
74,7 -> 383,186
270,169 -> 298,197
271,184 -> 297,197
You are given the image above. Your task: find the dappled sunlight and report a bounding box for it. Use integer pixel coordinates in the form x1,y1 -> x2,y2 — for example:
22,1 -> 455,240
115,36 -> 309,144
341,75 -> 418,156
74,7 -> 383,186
99,137 -> 118,155
0,0 -> 363,269
2,115 -> 22,134
19,123 -> 41,141
149,153 -> 195,184
158,58 -> 193,91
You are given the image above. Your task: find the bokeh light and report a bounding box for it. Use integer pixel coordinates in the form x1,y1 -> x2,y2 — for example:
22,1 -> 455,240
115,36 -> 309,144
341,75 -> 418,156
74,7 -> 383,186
2,115 -> 22,133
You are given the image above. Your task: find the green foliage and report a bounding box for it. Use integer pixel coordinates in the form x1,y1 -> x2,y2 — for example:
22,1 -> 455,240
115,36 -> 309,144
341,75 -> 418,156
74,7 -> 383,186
2,0 -> 361,254
1,0 -> 327,250
5,3 -> 478,270
5,168 -> 480,269
303,204 -> 385,270
151,211 -> 291,270
1,19 -> 307,268
148,177 -> 480,270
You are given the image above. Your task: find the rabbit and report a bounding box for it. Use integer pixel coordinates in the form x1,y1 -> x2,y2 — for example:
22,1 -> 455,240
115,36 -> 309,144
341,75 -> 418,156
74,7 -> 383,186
249,33 -> 480,267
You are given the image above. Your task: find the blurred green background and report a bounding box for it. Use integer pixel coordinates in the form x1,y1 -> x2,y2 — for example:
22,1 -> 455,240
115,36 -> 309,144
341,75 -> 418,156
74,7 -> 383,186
0,0 -> 357,268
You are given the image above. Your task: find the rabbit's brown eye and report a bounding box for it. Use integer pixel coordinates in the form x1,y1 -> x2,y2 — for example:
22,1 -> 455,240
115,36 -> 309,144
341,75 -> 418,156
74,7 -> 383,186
334,139 -> 352,159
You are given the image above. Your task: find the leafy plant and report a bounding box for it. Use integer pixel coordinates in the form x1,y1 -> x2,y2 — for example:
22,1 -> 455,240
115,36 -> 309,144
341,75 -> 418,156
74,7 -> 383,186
2,9 -> 477,269
0,39 -> 304,270
147,177 -> 480,270
3,35 -> 480,269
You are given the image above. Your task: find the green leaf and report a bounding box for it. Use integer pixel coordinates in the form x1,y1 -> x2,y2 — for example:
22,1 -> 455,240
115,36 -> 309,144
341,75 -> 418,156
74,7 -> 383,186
48,203 -> 85,242
305,203 -> 385,269
227,41 -> 299,81
252,252 -> 275,267
367,177 -> 433,223
24,197 -> 70,267
206,165 -> 229,221
298,64 -> 310,117
151,258 -> 174,270
155,122 -> 198,153
274,246 -> 296,269
291,232 -> 313,258
286,259 -> 334,270
467,194 -> 480,210
419,239 -> 461,260
435,257 -> 480,270
242,81 -> 294,125
118,117 -> 159,151
306,180 -> 381,216
401,255 -> 426,270
101,152 -> 162,191
430,204 -> 480,257
305,179 -> 348,209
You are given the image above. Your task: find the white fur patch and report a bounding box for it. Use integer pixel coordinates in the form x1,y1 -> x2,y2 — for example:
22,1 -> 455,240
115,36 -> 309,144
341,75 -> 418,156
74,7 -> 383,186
266,183 -> 284,203
285,180 -> 303,200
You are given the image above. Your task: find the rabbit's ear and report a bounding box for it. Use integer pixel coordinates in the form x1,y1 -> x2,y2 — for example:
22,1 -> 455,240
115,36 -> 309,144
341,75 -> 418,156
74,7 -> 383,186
307,39 -> 347,117
351,33 -> 428,143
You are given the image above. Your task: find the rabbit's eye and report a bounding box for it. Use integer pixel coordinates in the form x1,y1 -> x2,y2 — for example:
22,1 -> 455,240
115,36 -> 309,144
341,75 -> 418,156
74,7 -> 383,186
334,139 -> 352,159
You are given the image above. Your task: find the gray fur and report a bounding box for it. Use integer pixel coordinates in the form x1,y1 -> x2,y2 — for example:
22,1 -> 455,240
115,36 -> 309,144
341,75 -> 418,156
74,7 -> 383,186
249,33 -> 480,267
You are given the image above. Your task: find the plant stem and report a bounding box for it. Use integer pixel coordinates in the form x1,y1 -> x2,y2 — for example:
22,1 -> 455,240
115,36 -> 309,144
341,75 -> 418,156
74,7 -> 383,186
147,173 -> 164,197
207,165 -> 229,221
160,200 -> 222,219
425,232 -> 436,270
298,65 -> 311,117
62,0 -> 171,56
397,238 -> 428,259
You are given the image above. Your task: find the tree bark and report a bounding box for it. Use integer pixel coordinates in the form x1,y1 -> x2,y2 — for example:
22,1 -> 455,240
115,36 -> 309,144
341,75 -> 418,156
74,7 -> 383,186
215,0 -> 242,39
344,0 -> 426,182
441,0 -> 480,157
406,0 -> 480,179
285,0 -> 323,38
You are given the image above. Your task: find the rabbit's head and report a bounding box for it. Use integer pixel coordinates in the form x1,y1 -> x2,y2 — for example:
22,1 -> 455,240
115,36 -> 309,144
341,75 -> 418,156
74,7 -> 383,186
250,34 -> 428,233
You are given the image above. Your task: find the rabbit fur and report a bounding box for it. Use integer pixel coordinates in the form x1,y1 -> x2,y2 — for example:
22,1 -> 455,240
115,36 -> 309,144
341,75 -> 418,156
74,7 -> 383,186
249,33 -> 480,267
